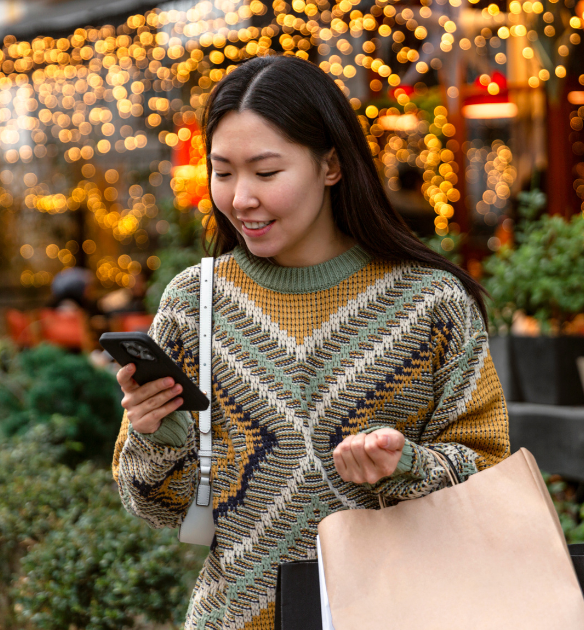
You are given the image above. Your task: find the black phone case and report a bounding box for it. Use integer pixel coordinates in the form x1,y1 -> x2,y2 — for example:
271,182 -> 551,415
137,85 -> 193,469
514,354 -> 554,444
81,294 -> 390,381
99,332 -> 209,412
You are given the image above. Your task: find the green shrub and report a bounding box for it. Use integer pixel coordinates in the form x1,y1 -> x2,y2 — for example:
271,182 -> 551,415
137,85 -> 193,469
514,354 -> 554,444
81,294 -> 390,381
513,187 -> 546,241
543,472 -> 584,544
144,199 -> 204,314
0,419 -> 206,630
145,246 -> 204,315
14,506 -> 201,630
482,213 -> 584,333
0,342 -> 123,466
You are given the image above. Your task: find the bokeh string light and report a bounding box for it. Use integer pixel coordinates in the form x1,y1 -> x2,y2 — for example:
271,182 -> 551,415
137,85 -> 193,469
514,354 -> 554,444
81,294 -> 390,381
0,0 -> 582,289
419,105 -> 461,237
570,106 -> 584,214
466,139 -> 516,242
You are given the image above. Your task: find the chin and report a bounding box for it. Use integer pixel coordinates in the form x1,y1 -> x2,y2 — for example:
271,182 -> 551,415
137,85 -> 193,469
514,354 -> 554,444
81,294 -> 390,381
236,228 -> 281,259
244,241 -> 281,259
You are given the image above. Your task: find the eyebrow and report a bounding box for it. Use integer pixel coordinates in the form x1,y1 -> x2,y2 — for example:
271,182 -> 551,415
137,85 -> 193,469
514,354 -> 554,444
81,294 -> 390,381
208,151 -> 283,164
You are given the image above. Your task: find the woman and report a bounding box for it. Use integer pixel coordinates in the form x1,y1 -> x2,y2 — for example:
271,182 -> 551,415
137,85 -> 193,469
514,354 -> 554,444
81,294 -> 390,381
112,55 -> 510,629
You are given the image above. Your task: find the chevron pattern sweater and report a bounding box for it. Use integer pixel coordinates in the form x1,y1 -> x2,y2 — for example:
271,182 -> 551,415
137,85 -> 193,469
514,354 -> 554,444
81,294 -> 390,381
112,244 -> 510,630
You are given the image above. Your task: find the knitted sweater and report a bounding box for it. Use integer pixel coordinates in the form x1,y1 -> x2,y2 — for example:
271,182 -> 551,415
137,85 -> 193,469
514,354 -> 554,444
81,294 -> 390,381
112,244 -> 510,630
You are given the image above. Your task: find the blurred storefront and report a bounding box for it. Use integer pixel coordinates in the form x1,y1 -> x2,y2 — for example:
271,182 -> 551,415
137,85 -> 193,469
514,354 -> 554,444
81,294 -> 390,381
0,0 -> 583,318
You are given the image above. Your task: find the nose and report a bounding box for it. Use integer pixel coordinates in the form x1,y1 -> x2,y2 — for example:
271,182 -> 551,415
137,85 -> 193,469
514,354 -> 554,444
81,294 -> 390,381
232,177 -> 260,213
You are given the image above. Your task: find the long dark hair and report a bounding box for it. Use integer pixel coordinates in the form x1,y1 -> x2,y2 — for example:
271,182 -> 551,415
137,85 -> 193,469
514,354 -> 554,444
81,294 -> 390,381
201,54 -> 488,322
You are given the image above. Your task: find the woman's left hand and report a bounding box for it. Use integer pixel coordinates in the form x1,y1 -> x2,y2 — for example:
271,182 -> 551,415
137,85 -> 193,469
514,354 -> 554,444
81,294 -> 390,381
333,428 -> 406,485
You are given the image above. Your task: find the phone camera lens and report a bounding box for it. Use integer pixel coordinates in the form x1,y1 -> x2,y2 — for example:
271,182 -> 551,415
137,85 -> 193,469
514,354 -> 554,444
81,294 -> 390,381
122,342 -> 141,358
122,341 -> 156,361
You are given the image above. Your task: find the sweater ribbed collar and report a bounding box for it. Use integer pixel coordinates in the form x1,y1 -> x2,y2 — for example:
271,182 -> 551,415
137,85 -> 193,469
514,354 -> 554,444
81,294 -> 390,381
232,243 -> 372,294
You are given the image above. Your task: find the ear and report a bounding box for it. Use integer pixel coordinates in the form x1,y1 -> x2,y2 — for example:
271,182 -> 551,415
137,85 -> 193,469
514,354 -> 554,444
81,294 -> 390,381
323,147 -> 342,186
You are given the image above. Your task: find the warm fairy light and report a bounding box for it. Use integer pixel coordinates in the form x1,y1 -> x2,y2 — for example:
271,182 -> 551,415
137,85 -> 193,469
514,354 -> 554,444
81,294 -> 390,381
462,103 -> 518,119
365,105 -> 379,119
511,24 -> 527,37
571,107 -> 584,210
0,0 -> 582,284
147,255 -> 161,270
509,1 -> 522,14
82,239 -> 97,254
378,114 -> 418,131
105,169 -> 119,184
410,106 -> 463,236
568,92 -> 584,105
20,244 -> 34,259
466,140 -> 516,233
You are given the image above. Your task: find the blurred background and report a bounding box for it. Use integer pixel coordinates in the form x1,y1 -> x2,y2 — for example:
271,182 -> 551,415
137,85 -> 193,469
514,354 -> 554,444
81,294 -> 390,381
0,0 -> 583,628
0,0 -> 583,337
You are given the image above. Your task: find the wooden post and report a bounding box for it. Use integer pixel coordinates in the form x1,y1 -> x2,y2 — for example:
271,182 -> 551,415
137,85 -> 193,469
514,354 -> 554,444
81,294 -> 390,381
546,94 -> 572,217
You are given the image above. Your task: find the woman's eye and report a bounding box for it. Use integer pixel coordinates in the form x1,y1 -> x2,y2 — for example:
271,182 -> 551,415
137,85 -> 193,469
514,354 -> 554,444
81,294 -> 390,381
213,171 -> 278,178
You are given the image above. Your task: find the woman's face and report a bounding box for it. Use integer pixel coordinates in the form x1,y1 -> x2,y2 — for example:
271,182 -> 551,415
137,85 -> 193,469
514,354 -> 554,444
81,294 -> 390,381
209,109 -> 347,266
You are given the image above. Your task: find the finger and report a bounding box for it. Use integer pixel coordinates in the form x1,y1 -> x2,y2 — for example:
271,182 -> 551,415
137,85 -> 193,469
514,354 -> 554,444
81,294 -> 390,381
349,432 -> 377,469
338,435 -> 366,484
333,435 -> 355,481
333,442 -> 349,479
349,433 -> 384,484
375,429 -> 406,452
365,435 -> 402,479
130,396 -> 184,434
117,363 -> 138,390
124,376 -> 176,406
131,382 -> 183,417
122,377 -> 179,410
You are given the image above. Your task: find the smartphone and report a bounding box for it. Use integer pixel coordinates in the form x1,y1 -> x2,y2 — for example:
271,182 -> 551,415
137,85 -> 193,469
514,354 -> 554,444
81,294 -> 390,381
99,331 -> 209,412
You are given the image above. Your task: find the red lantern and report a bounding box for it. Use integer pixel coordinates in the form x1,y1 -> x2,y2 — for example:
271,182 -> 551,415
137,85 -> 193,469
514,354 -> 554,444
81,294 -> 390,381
171,119 -> 209,210
463,72 -> 518,119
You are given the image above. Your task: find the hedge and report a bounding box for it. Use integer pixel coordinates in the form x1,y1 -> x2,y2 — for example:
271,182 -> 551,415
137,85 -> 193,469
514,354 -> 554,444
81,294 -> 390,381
0,418 -> 206,630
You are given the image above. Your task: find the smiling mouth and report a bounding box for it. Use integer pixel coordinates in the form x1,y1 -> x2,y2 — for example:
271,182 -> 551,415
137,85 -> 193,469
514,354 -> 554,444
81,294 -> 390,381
241,221 -> 274,229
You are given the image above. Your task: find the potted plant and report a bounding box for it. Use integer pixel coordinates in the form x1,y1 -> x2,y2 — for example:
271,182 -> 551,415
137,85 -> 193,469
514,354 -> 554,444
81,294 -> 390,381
483,210 -> 584,406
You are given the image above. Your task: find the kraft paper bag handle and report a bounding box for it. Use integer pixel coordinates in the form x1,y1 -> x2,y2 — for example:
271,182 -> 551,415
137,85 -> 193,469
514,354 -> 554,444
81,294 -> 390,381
379,449 -> 459,509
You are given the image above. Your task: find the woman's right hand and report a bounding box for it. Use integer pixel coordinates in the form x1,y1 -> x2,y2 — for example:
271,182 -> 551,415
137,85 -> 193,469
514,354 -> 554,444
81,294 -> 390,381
117,363 -> 184,434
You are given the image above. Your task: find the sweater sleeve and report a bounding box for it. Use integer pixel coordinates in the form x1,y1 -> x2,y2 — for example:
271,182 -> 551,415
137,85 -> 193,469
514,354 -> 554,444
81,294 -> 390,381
111,266 -> 201,529
370,290 -> 510,502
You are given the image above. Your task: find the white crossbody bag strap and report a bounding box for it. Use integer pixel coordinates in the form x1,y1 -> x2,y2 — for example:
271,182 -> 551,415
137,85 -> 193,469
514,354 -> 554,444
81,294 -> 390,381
196,257 -> 213,507
178,257 -> 216,545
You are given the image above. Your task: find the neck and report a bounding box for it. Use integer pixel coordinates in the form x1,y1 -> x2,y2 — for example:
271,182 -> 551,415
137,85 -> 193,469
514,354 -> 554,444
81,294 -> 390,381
271,231 -> 357,268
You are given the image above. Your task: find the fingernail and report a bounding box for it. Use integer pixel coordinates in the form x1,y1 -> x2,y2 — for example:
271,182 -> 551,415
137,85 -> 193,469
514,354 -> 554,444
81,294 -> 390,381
173,384 -> 182,392
165,378 -> 173,386
127,363 -> 135,372
380,436 -> 391,449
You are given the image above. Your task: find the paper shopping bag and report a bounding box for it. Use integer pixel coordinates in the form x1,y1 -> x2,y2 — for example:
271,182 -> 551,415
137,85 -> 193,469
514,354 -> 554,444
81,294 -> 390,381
317,448 -> 584,630
274,560 -> 322,630
569,544 -> 584,592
